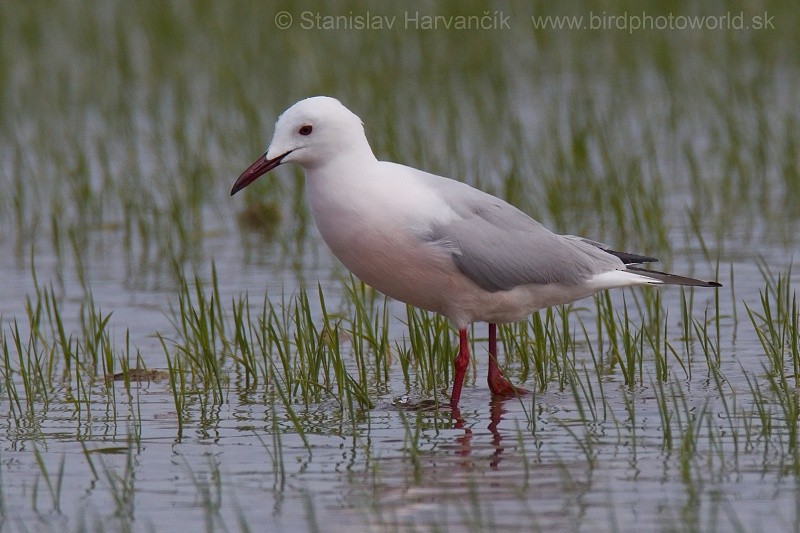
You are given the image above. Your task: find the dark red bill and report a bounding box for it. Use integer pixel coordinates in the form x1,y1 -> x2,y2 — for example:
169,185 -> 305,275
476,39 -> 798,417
230,151 -> 291,195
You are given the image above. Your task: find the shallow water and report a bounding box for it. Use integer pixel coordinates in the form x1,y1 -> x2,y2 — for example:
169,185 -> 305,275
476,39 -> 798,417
1,224 -> 795,532
2,1 -> 800,532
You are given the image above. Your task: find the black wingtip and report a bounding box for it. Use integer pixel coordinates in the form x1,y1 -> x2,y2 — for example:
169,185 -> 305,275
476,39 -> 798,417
590,243 -> 659,265
607,250 -> 659,265
627,266 -> 722,288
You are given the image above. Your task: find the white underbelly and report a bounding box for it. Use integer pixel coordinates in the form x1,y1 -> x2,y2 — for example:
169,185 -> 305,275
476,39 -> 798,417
321,222 -> 458,315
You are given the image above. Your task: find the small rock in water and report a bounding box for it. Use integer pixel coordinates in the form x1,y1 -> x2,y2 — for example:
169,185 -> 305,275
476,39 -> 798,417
107,368 -> 169,383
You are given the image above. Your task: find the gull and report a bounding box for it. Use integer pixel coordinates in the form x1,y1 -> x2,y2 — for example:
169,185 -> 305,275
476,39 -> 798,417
231,96 -> 720,407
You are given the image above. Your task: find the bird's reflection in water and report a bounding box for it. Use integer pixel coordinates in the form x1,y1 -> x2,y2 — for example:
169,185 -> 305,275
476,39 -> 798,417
450,406 -> 472,459
488,398 -> 506,468
450,396 -> 512,468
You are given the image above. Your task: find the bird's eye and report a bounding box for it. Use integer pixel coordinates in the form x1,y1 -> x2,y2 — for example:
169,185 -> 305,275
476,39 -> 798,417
298,125 -> 313,136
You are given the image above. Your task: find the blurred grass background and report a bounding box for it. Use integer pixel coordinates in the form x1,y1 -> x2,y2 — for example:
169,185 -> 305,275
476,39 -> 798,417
0,0 -> 798,279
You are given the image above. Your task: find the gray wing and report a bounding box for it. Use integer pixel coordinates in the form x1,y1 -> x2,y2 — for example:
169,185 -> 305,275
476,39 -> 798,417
419,173 -> 626,292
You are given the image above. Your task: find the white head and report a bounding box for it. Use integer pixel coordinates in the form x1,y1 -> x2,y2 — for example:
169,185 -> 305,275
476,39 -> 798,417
231,96 -> 374,195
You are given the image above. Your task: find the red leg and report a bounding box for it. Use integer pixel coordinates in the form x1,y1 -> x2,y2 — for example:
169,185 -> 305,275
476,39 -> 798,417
487,323 -> 529,397
450,328 -> 470,407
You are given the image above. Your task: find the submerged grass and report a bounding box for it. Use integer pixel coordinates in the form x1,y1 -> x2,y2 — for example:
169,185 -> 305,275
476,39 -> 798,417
2,249 -> 800,529
399,306 -> 456,398
161,266 -> 375,436
0,274 -> 133,434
